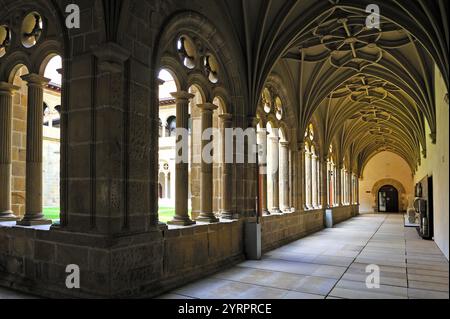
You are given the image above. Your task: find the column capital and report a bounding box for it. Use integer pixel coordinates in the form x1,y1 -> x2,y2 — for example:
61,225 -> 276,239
157,78 -> 165,86
20,73 -> 51,87
280,141 -> 290,148
171,91 -> 195,102
197,103 -> 218,112
219,113 -> 233,122
0,82 -> 20,96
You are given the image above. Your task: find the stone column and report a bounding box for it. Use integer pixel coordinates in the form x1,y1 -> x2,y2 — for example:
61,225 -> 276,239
289,149 -> 295,212
356,176 -> 360,205
311,154 -> 317,208
165,173 -> 170,199
279,141 -> 290,212
299,143 -> 307,211
348,171 -> 353,205
269,135 -> 281,214
196,103 -> 219,223
257,126 -> 270,215
168,91 -> 195,226
320,157 -> 329,209
316,157 -> 321,208
0,82 -> 19,221
17,74 -> 52,226
336,166 -> 343,206
305,151 -> 311,209
219,113 -> 233,219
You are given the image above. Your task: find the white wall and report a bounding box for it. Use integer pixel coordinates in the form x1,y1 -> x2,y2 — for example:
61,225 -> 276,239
359,152 -> 414,213
414,65 -> 449,260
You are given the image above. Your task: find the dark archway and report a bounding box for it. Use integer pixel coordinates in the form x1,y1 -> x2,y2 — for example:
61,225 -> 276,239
378,185 -> 399,213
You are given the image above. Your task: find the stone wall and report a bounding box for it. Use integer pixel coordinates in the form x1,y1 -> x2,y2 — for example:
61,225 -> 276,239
331,205 -> 359,225
0,221 -> 245,298
261,210 -> 324,253
0,206 -> 357,298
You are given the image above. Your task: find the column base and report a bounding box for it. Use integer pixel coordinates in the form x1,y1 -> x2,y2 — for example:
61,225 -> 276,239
158,221 -> 168,231
220,211 -> 235,220
0,211 -> 19,222
196,214 -> 220,223
271,208 -> 282,215
16,218 -> 52,226
167,217 -> 196,226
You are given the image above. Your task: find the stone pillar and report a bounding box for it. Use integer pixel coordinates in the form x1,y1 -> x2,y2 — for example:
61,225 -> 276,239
348,171 -> 353,205
299,143 -> 307,211
320,157 -> 329,209
336,166 -> 343,206
0,82 -> 19,221
165,173 -> 170,199
219,113 -> 233,219
269,135 -> 281,214
311,154 -> 318,208
17,74 -> 52,226
356,176 -> 360,205
305,151 -> 311,209
168,91 -> 195,226
289,149 -> 295,212
279,141 -> 290,212
257,126 -> 270,215
196,103 -> 219,223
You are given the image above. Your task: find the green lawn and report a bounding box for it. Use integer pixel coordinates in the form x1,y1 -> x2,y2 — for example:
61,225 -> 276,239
43,207 -> 189,223
158,207 -> 192,223
43,207 -> 60,221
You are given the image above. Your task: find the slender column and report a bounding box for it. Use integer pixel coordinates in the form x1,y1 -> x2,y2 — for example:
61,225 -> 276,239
168,91 -> 195,226
269,135 -> 281,214
279,141 -> 290,212
219,113 -> 233,219
196,103 -> 219,223
165,173 -> 170,199
311,154 -> 318,208
257,125 -> 270,215
356,176 -> 360,206
17,74 -> 52,226
336,166 -> 342,206
348,171 -> 353,205
305,151 -> 311,209
0,82 -> 19,220
316,157 -> 320,208
299,143 -> 307,211
289,149 -> 295,212
320,157 -> 329,209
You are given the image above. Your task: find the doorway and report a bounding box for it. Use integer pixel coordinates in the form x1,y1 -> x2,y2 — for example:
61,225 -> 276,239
378,185 -> 399,212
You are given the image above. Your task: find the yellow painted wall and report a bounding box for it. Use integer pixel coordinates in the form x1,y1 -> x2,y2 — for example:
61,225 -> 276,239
359,152 -> 414,213
414,65 -> 449,260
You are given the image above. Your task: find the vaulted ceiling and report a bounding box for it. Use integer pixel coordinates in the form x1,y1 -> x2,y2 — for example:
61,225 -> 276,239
217,0 -> 448,174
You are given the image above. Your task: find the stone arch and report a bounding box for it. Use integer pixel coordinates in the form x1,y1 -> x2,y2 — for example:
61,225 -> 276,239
152,11 -> 245,116
371,178 -> 408,212
159,55 -> 188,91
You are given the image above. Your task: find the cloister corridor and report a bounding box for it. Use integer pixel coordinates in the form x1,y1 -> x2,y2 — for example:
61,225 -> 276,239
157,214 -> 449,300
0,0 -> 449,301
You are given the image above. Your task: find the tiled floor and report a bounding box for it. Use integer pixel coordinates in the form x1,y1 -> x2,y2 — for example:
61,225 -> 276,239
158,213 -> 449,299
0,213 -> 448,299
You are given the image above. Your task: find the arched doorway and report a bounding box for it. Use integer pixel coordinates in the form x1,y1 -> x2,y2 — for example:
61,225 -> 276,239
378,185 -> 399,213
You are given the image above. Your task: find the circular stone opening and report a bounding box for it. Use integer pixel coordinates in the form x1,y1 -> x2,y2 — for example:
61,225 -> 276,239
0,25 -> 11,58
21,12 -> 43,48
